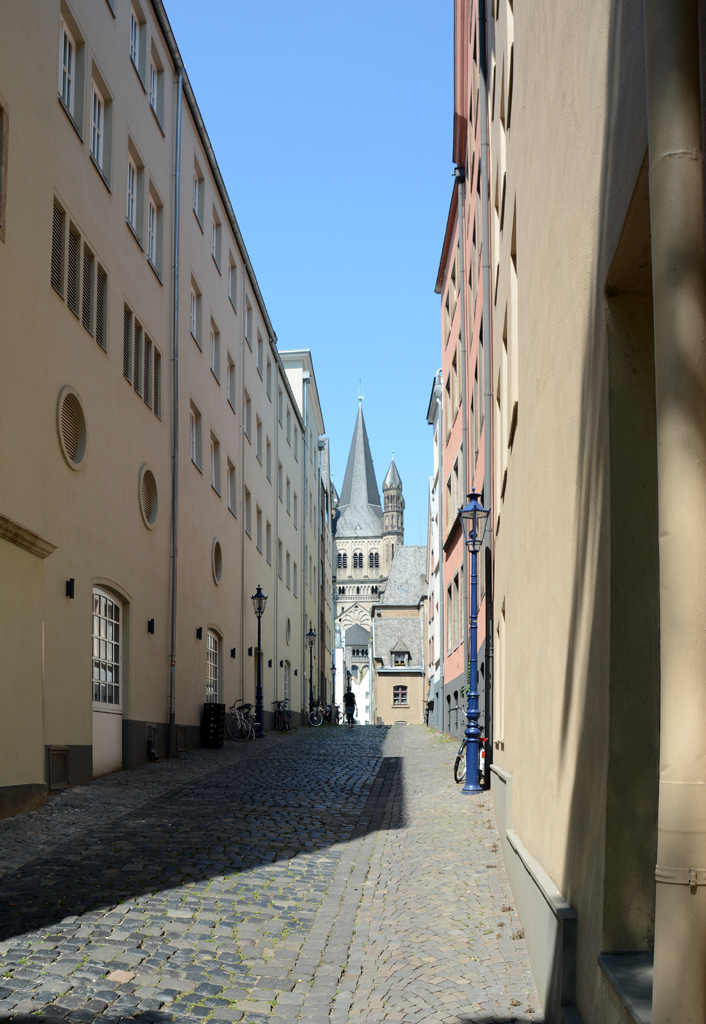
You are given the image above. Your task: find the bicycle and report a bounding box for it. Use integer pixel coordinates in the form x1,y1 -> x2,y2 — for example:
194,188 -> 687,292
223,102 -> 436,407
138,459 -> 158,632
308,701 -> 325,727
226,699 -> 256,740
453,732 -> 487,785
273,698 -> 292,732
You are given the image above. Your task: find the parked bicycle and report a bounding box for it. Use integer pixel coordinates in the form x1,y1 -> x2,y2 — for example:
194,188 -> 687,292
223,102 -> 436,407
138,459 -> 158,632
451,707 -> 487,785
226,699 -> 256,741
325,703 -> 341,725
273,698 -> 292,732
308,701 -> 325,727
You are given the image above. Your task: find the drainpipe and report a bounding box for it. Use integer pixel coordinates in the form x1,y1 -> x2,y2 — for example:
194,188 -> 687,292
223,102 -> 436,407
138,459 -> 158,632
455,165 -> 469,742
302,375 -> 310,722
644,1 -> 706,1020
479,0 -> 494,765
166,67 -> 183,760
437,373 -> 446,733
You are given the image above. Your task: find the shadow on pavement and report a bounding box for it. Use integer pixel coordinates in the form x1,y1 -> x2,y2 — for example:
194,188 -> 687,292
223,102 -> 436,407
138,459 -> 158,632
0,728 -> 405,944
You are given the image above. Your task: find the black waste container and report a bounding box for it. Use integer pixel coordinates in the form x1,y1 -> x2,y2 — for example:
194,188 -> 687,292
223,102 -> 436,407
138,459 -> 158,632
201,702 -> 226,749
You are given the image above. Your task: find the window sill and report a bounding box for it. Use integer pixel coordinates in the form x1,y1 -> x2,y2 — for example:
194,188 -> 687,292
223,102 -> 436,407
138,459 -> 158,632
191,331 -> 201,351
211,484 -> 221,497
212,253 -> 221,275
229,294 -> 237,315
148,257 -> 162,285
90,152 -> 112,193
245,529 -> 251,539
228,398 -> 236,413
126,219 -> 143,251
245,336 -> 252,351
150,103 -> 165,137
228,505 -> 237,519
210,368 -> 220,385
58,94 -> 83,142
191,458 -> 202,474
244,433 -> 251,444
193,208 -> 203,233
104,0 -> 116,17
130,56 -> 147,95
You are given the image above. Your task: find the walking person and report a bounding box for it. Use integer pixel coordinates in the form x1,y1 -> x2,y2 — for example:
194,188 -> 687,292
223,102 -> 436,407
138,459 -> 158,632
343,686 -> 357,729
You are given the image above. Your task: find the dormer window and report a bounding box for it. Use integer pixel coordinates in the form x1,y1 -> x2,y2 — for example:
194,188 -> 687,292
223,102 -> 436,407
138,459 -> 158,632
393,652 -> 408,667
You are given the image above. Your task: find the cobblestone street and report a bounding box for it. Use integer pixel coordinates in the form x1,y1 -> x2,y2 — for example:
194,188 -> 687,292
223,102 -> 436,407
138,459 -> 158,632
0,726 -> 542,1024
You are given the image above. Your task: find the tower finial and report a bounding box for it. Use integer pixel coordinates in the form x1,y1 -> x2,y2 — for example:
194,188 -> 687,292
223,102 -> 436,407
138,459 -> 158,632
358,379 -> 364,405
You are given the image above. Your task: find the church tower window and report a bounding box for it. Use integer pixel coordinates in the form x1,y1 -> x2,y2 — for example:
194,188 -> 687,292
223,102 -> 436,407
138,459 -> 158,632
368,551 -> 380,569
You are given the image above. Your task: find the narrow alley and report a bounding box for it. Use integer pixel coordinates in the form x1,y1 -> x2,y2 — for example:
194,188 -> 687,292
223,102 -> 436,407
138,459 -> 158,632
0,727 -> 540,1024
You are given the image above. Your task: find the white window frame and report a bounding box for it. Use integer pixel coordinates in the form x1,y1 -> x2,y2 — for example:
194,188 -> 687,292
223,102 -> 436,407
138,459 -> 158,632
92,588 -> 122,710
206,631 -> 219,703
59,19 -> 75,116
147,197 -> 156,265
126,156 -> 137,229
130,9 -> 139,69
190,288 -> 197,339
91,85 -> 103,168
227,460 -> 236,514
149,59 -> 158,113
227,354 -> 235,409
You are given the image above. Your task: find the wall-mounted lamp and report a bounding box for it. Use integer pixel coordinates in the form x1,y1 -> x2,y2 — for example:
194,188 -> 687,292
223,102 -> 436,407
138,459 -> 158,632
279,660 -> 284,668
231,648 -> 236,659
196,627 -> 203,640
148,619 -> 155,634
66,579 -> 75,599
268,659 -> 272,668
248,646 -> 253,657
294,669 -> 298,677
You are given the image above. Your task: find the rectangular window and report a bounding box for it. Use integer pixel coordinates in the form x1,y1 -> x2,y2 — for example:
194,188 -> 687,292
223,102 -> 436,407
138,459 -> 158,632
210,323 -> 220,381
81,244 -> 94,333
91,86 -> 103,168
266,521 -> 272,563
266,438 -> 271,481
149,60 -> 157,112
92,589 -> 121,708
286,407 -> 291,444
211,211 -> 221,269
153,347 -> 161,416
293,492 -> 298,528
286,552 -> 291,589
227,354 -> 235,409
149,43 -> 164,124
67,223 -> 80,316
147,197 -> 156,265
294,428 -> 299,461
210,434 -> 220,493
51,202 -> 65,295
129,9 -> 139,69
256,507 -> 262,551
133,320 -> 142,393
244,488 -> 251,536
244,391 -> 251,440
244,300 -> 252,349
256,416 -> 262,463
190,402 -> 201,469
278,388 -> 283,425
190,283 -> 201,346
143,335 -> 152,407
227,460 -> 236,514
286,478 -> 291,515
192,160 -> 204,224
228,257 -> 236,310
452,574 -> 460,650
293,562 -> 298,597
123,306 -> 132,379
278,462 -> 283,501
126,156 -> 137,229
257,334 -> 263,377
392,685 -> 408,706
447,584 -> 452,653
59,19 -> 75,117
96,265 -> 107,350
278,540 -> 283,579
206,632 -> 219,703
266,357 -> 272,398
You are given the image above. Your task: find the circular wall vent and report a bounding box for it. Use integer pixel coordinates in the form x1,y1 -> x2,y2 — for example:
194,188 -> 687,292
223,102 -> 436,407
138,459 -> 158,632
138,465 -> 158,529
57,387 -> 87,469
212,538 -> 223,584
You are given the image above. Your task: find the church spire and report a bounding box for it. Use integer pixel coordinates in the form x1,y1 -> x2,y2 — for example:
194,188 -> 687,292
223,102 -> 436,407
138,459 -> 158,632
335,405 -> 383,539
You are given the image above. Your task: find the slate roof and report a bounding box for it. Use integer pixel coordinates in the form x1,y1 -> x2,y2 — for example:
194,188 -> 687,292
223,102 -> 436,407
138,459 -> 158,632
344,624 -> 370,647
373,617 -> 424,669
381,546 -> 427,605
336,406 -> 383,539
383,458 -> 402,491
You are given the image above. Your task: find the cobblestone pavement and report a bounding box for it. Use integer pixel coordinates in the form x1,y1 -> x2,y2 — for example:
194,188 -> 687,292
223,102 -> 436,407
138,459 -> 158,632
0,726 -> 543,1024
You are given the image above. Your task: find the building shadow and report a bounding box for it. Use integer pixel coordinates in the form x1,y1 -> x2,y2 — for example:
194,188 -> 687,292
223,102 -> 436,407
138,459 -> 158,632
0,729 -> 405,944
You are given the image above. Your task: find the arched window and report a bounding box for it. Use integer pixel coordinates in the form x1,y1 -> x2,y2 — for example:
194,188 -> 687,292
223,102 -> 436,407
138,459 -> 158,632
337,552 -> 343,568
92,588 -> 122,707
369,551 -> 380,569
284,660 -> 290,701
206,631 -> 219,703
353,551 -> 363,569
342,553 -> 348,569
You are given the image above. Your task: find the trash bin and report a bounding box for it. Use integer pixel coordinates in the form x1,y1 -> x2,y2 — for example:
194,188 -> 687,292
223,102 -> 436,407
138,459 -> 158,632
201,702 -> 226,749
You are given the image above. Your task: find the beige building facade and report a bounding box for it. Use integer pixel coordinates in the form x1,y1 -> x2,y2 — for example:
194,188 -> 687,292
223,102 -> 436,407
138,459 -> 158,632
0,0 -> 332,817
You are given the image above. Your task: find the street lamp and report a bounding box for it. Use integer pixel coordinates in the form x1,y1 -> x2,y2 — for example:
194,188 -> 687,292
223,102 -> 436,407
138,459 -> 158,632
251,585 -> 268,737
459,491 -> 491,794
307,626 -> 316,718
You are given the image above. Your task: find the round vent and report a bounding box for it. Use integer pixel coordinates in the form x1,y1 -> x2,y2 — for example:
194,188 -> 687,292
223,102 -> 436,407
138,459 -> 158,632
138,466 -> 158,529
57,387 -> 87,469
212,539 -> 223,584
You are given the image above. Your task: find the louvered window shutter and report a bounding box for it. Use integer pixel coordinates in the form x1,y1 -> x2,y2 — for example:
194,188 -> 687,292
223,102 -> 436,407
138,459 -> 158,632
143,337 -> 152,406
123,307 -> 132,379
51,204 -> 65,295
67,226 -> 80,314
153,350 -> 161,417
95,268 -> 107,350
133,322 -> 142,393
81,248 -> 94,333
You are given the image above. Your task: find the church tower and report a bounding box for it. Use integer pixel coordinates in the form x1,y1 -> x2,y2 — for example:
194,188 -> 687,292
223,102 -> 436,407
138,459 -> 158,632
382,456 -> 404,577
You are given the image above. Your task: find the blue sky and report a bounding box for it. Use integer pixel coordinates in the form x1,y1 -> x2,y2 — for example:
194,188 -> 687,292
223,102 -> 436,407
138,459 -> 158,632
165,0 -> 452,546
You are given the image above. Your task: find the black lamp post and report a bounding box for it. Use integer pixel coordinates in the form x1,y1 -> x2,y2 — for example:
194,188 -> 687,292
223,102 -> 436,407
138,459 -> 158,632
307,626 -> 316,717
251,585 -> 267,737
459,491 -> 491,794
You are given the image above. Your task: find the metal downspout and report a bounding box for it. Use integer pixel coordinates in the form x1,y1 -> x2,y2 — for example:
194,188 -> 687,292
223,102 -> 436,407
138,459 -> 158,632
438,375 -> 445,733
456,167 -> 469,738
479,0 -> 494,764
166,67 -> 183,760
644,0 -> 706,1019
302,379 -> 309,722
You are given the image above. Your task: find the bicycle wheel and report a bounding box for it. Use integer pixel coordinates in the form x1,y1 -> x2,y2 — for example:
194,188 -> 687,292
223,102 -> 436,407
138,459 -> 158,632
274,710 -> 284,731
226,714 -> 242,740
284,711 -> 292,731
308,709 -> 323,727
454,742 -> 467,784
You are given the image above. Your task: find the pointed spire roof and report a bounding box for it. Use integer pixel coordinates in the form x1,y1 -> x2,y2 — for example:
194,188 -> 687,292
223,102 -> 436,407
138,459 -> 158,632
383,456 -> 402,491
336,406 -> 383,538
